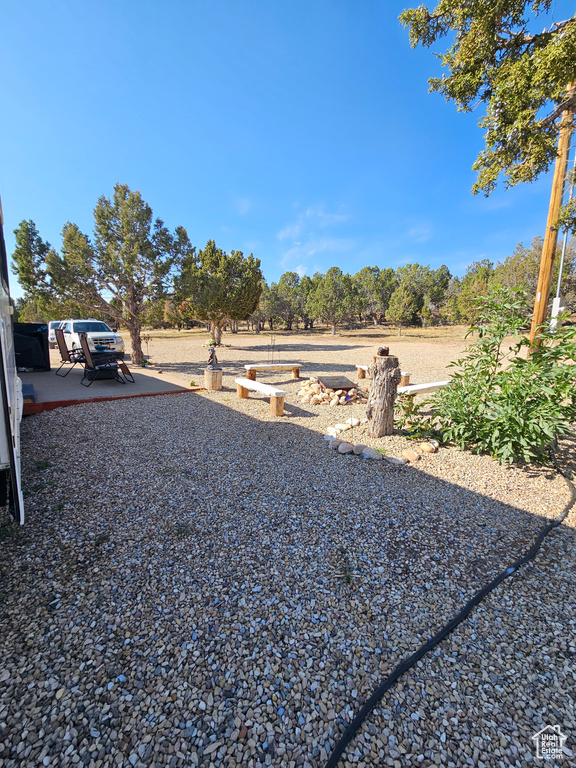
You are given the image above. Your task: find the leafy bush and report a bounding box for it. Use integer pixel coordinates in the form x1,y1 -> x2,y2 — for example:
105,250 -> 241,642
395,392 -> 436,438
428,286 -> 576,464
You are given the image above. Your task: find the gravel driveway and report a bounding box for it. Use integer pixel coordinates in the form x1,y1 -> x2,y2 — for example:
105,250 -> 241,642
1,330 -> 575,768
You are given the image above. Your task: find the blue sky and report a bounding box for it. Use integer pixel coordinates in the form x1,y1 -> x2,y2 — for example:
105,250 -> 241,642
1,0 -> 574,299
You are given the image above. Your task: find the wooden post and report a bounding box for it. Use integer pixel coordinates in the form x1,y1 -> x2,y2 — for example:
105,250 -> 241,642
366,355 -> 401,437
246,369 -> 257,381
529,84 -> 576,348
204,368 -> 222,391
236,382 -> 248,398
357,366 -> 366,379
270,395 -> 284,416
291,367 -> 300,379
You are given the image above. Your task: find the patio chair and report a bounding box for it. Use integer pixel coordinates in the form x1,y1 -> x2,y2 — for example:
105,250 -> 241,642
55,327 -> 85,377
118,361 -> 135,383
78,333 -> 125,387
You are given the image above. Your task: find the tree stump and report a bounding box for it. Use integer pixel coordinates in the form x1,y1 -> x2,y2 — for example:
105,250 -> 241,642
366,355 -> 401,437
204,368 -> 222,391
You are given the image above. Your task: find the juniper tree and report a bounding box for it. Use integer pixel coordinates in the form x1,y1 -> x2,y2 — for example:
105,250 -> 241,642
401,1 -> 576,228
12,185 -> 191,364
176,240 -> 262,345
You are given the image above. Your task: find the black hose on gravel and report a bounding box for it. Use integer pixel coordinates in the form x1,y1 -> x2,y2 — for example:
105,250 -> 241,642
324,459 -> 576,768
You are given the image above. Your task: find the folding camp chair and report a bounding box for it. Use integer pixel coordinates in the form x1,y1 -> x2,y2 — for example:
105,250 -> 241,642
55,327 -> 84,377
118,361 -> 135,382
78,333 -> 125,387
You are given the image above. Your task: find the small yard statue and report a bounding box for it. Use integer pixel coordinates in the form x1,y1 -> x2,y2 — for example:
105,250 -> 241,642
205,345 -> 223,390
207,346 -> 220,370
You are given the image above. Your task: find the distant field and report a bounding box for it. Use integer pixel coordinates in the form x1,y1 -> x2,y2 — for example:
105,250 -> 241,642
141,324 -> 472,344
124,326 -> 475,390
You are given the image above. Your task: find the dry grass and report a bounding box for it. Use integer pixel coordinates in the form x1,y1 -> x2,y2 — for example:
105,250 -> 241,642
140,323 -> 471,344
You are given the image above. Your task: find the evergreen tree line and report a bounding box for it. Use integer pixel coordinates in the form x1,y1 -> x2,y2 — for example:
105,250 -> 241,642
11,184 -> 264,362
237,235 -> 576,336
12,184 -> 576,359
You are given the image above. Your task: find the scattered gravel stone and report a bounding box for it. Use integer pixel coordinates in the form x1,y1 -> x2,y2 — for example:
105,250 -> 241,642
1,332 -> 575,768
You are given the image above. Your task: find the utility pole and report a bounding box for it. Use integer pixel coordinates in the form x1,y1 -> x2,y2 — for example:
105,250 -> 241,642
529,84 -> 576,347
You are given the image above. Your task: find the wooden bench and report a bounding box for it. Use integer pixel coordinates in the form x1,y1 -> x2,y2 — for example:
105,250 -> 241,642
397,380 -> 449,396
357,365 -> 411,386
245,363 -> 301,380
235,377 -> 287,416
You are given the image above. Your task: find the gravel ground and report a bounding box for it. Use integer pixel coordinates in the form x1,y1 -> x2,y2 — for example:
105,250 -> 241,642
1,330 -> 575,768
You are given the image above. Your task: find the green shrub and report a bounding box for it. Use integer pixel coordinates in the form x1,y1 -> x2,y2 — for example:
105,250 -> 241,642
429,286 -> 576,464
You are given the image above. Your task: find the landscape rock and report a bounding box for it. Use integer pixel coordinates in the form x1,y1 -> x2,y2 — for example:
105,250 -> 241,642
337,442 -> 354,454
419,442 -> 438,454
402,449 -> 421,462
329,439 -> 342,450
352,444 -> 367,455
361,447 -> 384,460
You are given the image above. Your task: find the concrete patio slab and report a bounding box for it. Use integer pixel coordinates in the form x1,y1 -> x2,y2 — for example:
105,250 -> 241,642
19,350 -> 202,414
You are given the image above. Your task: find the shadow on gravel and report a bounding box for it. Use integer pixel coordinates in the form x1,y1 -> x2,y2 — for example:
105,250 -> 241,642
152,359 -> 362,381
229,343 -> 368,353
2,392 -> 575,768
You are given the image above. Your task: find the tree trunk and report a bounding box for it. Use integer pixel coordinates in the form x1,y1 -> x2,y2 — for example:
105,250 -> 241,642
398,324 -> 402,337
331,322 -> 336,335
366,355 -> 401,437
213,323 -> 223,346
129,321 -> 144,365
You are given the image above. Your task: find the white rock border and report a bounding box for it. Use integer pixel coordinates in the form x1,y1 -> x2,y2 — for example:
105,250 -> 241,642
324,426 -> 439,465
